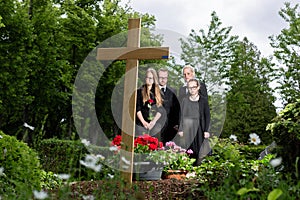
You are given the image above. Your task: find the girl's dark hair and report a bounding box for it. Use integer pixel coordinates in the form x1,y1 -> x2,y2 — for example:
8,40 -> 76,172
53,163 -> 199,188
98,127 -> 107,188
188,78 -> 199,86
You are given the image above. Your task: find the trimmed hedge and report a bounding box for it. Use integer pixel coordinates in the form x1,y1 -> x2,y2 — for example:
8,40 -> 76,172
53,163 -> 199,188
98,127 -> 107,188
36,138 -> 88,179
36,138 -> 115,181
238,144 -> 267,160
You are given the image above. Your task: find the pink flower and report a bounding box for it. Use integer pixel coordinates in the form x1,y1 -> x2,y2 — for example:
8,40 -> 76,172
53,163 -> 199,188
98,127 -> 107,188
186,149 -> 193,154
165,141 -> 176,147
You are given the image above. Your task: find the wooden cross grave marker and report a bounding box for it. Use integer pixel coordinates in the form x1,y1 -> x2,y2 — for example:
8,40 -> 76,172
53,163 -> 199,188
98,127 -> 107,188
96,18 -> 169,185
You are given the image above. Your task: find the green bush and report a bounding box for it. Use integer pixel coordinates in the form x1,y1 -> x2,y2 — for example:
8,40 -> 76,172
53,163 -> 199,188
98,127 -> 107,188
36,138 -> 116,181
36,138 -> 88,180
40,170 -> 63,190
195,137 -> 300,199
238,144 -> 267,160
266,99 -> 300,174
0,131 -> 42,198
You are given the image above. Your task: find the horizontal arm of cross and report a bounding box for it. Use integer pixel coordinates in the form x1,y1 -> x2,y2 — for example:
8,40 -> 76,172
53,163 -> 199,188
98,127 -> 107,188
97,47 -> 169,60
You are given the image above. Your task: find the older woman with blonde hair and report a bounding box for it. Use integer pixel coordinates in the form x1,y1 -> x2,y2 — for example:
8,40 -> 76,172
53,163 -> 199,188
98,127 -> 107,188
136,68 -> 165,140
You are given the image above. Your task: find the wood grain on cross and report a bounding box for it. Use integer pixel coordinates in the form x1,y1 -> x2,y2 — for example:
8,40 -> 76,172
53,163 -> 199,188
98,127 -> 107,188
96,18 -> 169,185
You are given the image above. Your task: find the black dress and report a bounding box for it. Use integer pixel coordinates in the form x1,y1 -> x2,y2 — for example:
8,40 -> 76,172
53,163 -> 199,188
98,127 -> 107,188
135,85 -> 164,139
176,95 -> 210,163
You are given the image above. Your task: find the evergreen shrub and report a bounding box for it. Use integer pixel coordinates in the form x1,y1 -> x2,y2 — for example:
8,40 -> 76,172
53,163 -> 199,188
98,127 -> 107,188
0,131 -> 42,197
266,99 -> 300,174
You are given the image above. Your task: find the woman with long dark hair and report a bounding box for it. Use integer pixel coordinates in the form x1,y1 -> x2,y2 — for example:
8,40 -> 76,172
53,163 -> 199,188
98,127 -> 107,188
136,68 -> 165,140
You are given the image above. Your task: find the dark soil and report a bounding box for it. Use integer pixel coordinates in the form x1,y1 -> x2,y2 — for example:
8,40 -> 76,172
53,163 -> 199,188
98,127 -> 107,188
58,178 -> 208,200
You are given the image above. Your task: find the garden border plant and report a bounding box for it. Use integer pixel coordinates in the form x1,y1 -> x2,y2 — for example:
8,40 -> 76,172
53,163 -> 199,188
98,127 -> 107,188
0,131 -> 42,199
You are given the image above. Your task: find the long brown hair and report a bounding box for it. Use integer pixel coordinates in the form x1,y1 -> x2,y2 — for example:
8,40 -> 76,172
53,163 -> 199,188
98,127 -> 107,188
142,68 -> 163,107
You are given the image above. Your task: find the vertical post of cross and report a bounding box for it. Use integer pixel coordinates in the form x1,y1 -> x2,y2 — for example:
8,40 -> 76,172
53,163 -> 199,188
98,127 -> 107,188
119,18 -> 140,185
96,18 -> 169,186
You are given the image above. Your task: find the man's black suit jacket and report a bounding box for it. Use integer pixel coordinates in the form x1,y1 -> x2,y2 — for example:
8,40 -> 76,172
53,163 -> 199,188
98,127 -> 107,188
161,86 -> 180,143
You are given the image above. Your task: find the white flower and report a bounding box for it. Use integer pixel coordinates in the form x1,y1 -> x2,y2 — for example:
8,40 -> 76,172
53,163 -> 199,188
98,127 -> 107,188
57,173 -> 70,180
33,190 -> 48,200
109,146 -> 119,152
82,195 -> 95,200
0,135 -> 2,139
80,154 -> 102,172
0,167 -> 4,176
251,165 -> 259,171
270,157 -> 282,168
81,139 -> 90,146
186,172 -> 196,178
249,133 -> 261,145
97,154 -> 105,160
107,174 -> 114,179
23,122 -> 35,130
229,134 -> 237,142
121,156 -> 131,165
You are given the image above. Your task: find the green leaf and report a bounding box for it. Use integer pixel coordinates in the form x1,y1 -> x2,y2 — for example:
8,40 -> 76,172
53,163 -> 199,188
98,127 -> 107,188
267,189 -> 283,200
236,187 -> 260,196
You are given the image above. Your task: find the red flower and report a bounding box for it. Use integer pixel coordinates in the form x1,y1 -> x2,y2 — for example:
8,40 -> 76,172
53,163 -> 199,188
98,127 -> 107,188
111,134 -> 164,153
159,142 -> 163,148
111,135 -> 122,146
134,134 -> 161,151
148,143 -> 157,151
148,99 -> 154,104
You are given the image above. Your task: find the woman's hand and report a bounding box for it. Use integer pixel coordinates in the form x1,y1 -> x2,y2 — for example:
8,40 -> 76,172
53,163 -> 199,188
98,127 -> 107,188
148,120 -> 156,130
204,132 -> 210,138
142,121 -> 150,129
178,131 -> 183,137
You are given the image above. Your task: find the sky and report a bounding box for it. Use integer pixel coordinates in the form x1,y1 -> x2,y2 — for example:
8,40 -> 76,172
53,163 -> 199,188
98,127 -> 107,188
121,0 -> 298,57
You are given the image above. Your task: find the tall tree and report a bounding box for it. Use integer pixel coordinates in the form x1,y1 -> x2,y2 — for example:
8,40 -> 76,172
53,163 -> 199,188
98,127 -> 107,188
269,2 -> 300,105
223,38 -> 277,143
180,11 -> 238,92
0,0 -> 159,144
0,0 -> 34,137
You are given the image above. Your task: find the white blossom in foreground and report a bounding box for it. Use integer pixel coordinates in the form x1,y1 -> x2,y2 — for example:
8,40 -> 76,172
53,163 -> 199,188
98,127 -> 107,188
229,134 -> 237,142
33,190 -> 48,200
0,135 -> 2,139
23,122 -> 35,130
186,171 -> 196,178
107,173 -> 114,179
82,195 -> 95,200
57,173 -> 70,180
249,133 -> 261,145
121,156 -> 131,165
80,154 -> 102,172
270,157 -> 282,168
0,167 -> 4,176
109,146 -> 119,152
81,139 -> 90,146
96,154 -> 105,160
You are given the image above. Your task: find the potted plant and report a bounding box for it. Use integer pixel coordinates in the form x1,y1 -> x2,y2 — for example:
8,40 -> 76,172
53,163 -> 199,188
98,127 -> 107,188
161,141 -> 196,179
111,135 -> 195,180
111,134 -> 165,180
